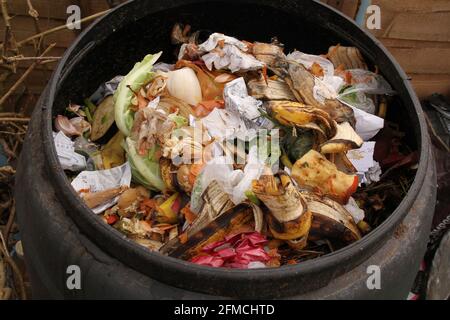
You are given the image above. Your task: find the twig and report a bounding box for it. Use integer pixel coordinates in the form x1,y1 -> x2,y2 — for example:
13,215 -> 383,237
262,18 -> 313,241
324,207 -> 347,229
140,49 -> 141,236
0,10 -> 111,51
27,0 -> 42,37
4,200 -> 15,246
1,0 -> 19,60
2,56 -> 61,63
0,131 -> 24,136
0,113 -> 26,118
0,234 -> 26,300
0,138 -> 15,159
0,118 -> 30,123
0,43 -> 55,107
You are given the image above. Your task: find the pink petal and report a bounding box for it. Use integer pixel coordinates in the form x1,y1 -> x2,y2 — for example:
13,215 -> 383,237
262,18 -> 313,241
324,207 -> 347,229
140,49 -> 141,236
190,255 -> 224,267
215,248 -> 236,260
202,240 -> 227,253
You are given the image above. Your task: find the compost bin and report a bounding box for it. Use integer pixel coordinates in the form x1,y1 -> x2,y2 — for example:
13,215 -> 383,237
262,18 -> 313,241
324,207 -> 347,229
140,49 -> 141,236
15,0 -> 436,299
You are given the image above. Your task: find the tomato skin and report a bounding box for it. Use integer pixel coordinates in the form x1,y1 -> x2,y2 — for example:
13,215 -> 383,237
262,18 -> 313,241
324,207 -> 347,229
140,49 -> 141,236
106,214 -> 119,225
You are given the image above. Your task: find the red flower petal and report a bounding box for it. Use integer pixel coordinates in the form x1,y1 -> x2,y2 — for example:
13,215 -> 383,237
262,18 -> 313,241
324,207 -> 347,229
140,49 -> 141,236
202,240 -> 227,253
190,255 -> 224,267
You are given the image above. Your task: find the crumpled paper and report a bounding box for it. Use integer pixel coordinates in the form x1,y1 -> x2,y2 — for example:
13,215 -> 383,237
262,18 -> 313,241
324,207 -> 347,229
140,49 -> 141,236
344,197 -> 365,224
201,108 -> 248,141
339,99 -> 384,141
198,33 -> 264,72
199,145 -> 265,205
347,141 -> 381,185
287,51 -> 335,77
53,131 -> 87,172
198,33 -> 248,52
190,232 -> 270,269
224,77 -> 273,129
71,162 -> 132,214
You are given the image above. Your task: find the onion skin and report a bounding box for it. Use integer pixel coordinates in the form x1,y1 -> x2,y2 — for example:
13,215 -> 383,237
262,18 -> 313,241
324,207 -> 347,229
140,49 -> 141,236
55,115 -> 82,136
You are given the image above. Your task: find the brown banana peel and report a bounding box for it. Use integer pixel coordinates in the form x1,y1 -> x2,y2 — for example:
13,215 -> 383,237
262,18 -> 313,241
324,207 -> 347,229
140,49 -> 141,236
252,172 -> 312,247
301,191 -> 362,244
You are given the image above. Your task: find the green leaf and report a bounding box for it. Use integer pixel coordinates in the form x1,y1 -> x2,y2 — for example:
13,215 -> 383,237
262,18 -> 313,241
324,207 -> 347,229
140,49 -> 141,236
114,52 -> 162,136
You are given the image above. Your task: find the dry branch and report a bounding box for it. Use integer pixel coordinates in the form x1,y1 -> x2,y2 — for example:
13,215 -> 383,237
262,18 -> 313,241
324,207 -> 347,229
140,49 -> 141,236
0,43 -> 56,107
0,9 -> 111,51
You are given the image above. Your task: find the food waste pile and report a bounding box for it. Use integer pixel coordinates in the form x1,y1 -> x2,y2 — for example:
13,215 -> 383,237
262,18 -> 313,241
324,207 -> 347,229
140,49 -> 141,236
52,24 -> 418,269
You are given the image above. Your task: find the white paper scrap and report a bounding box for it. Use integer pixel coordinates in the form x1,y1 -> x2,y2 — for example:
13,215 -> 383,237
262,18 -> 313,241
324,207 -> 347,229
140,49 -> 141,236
201,108 -> 248,140
53,131 -> 87,172
71,162 -> 132,214
347,142 -> 381,185
344,197 -> 365,224
198,33 -> 264,72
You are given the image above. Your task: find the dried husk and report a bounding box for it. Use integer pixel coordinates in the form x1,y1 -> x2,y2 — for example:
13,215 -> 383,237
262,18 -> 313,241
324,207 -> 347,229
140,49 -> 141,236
253,42 -> 285,66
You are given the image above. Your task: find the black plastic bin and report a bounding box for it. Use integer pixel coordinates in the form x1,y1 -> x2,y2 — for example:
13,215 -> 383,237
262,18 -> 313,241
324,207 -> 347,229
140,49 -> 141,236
16,0 -> 436,299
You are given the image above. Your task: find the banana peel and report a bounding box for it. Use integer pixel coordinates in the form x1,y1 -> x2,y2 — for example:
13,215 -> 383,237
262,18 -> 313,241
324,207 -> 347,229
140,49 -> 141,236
267,101 -> 336,139
168,202 -> 264,260
160,181 -> 236,255
247,78 -> 296,101
252,172 -> 312,247
101,132 -> 125,169
284,61 -> 356,126
301,191 -> 362,244
91,96 -> 115,141
320,122 -> 363,154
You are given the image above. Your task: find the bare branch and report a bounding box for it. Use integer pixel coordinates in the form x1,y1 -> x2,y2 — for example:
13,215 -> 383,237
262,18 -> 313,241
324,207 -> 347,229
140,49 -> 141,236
0,43 -> 56,107
0,9 -> 111,51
